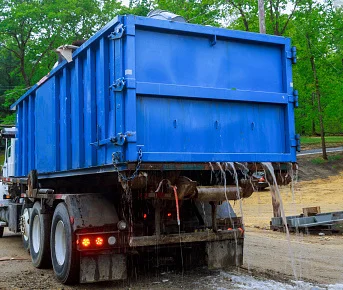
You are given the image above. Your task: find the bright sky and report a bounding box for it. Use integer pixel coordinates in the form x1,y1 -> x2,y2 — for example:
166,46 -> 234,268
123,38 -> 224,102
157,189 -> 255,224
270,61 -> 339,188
121,0 -> 130,7
333,0 -> 343,6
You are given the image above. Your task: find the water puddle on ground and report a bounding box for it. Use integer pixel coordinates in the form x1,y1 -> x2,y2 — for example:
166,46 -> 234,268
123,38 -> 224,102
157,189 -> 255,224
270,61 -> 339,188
192,270 -> 343,290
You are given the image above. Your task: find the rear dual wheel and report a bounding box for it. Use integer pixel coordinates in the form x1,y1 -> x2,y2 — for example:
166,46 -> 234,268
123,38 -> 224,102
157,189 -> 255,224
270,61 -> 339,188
29,201 -> 52,268
51,202 -> 79,284
28,201 -> 78,283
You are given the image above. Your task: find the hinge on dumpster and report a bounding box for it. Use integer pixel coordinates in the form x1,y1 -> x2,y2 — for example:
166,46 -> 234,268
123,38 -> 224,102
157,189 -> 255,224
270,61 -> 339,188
292,134 -> 301,152
110,133 -> 127,146
110,78 -> 126,91
90,132 -> 135,148
287,46 -> 297,64
210,35 -> 217,46
108,23 -> 125,40
288,90 -> 299,108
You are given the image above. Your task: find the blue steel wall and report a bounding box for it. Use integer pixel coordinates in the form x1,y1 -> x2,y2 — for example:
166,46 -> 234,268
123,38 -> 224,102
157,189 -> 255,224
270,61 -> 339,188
15,17 -> 122,176
14,15 -> 297,177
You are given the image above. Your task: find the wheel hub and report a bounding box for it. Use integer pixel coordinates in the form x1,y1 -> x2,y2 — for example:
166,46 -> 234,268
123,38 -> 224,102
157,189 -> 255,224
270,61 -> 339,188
55,220 -> 66,266
32,215 -> 41,253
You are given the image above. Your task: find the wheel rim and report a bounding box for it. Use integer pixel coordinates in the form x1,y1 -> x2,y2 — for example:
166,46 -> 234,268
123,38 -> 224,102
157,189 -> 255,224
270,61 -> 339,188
22,208 -> 30,241
32,215 -> 41,253
55,220 -> 66,266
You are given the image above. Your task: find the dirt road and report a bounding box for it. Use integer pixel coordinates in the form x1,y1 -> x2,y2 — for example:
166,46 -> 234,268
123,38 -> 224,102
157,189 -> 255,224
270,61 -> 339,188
244,228 -> 343,285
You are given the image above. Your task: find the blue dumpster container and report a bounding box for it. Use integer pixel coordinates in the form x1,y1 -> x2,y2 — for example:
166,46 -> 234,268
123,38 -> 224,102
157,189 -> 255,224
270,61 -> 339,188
11,15 -> 298,177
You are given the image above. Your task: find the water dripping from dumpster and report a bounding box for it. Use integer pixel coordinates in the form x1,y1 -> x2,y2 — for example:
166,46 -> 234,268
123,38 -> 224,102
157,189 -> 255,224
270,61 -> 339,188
209,162 -> 221,184
171,185 -> 184,277
200,201 -> 209,228
216,162 -> 235,226
216,162 -> 242,268
226,162 -> 250,270
227,162 -> 244,219
121,180 -> 134,239
209,162 -> 214,184
288,162 -> 304,281
289,163 -> 296,203
287,162 -> 299,224
228,161 -> 254,272
262,162 -> 298,280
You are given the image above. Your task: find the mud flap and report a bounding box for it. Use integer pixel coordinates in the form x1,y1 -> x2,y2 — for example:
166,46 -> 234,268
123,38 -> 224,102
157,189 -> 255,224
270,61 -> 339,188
80,253 -> 127,283
206,238 -> 243,269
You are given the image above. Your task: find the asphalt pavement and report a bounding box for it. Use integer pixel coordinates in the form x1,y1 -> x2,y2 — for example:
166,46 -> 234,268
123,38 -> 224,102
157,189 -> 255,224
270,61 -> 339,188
297,146 -> 343,156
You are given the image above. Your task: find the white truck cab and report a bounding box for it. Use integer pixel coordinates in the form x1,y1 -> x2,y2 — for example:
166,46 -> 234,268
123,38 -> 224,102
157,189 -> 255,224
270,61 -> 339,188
0,127 -> 16,198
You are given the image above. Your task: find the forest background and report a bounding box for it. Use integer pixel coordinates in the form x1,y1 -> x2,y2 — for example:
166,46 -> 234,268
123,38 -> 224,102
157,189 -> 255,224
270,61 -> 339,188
0,0 -> 342,140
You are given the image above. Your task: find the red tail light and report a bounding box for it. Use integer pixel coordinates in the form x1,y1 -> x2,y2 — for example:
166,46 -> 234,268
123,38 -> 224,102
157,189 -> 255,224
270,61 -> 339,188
76,232 -> 121,251
143,213 -> 147,219
95,237 -> 104,246
81,237 -> 91,247
167,212 -> 172,217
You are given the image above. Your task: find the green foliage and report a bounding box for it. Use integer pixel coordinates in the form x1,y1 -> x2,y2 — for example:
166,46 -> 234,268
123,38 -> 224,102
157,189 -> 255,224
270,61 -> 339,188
328,154 -> 343,161
301,136 -> 343,145
224,0 -> 343,137
310,154 -> 343,164
310,157 -> 327,164
0,0 -> 126,119
0,0 -> 223,122
0,152 -> 4,167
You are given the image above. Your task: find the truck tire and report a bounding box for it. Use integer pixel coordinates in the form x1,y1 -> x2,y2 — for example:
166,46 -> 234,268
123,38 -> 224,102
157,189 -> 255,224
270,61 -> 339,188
29,201 -> 52,268
0,227 -> 4,238
21,204 -> 30,251
51,202 -> 79,284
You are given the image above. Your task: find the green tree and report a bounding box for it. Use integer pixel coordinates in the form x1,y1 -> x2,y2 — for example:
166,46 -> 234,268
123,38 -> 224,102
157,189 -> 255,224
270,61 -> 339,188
0,0 -> 127,123
223,0 -> 343,158
290,1 -> 343,158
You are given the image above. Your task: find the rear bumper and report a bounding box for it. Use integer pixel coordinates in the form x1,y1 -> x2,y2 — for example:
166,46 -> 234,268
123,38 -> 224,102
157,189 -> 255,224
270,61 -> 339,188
129,229 -> 243,247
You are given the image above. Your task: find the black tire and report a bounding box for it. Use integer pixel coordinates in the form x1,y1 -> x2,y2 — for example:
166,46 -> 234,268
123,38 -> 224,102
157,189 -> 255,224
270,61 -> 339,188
21,203 -> 30,251
0,227 -> 4,238
51,202 -> 79,284
29,201 -> 52,268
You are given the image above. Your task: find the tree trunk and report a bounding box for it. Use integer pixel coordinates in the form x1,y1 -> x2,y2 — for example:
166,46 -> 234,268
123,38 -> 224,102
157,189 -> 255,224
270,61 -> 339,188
258,0 -> 266,33
311,92 -> 316,135
305,32 -> 327,159
308,49 -> 327,160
